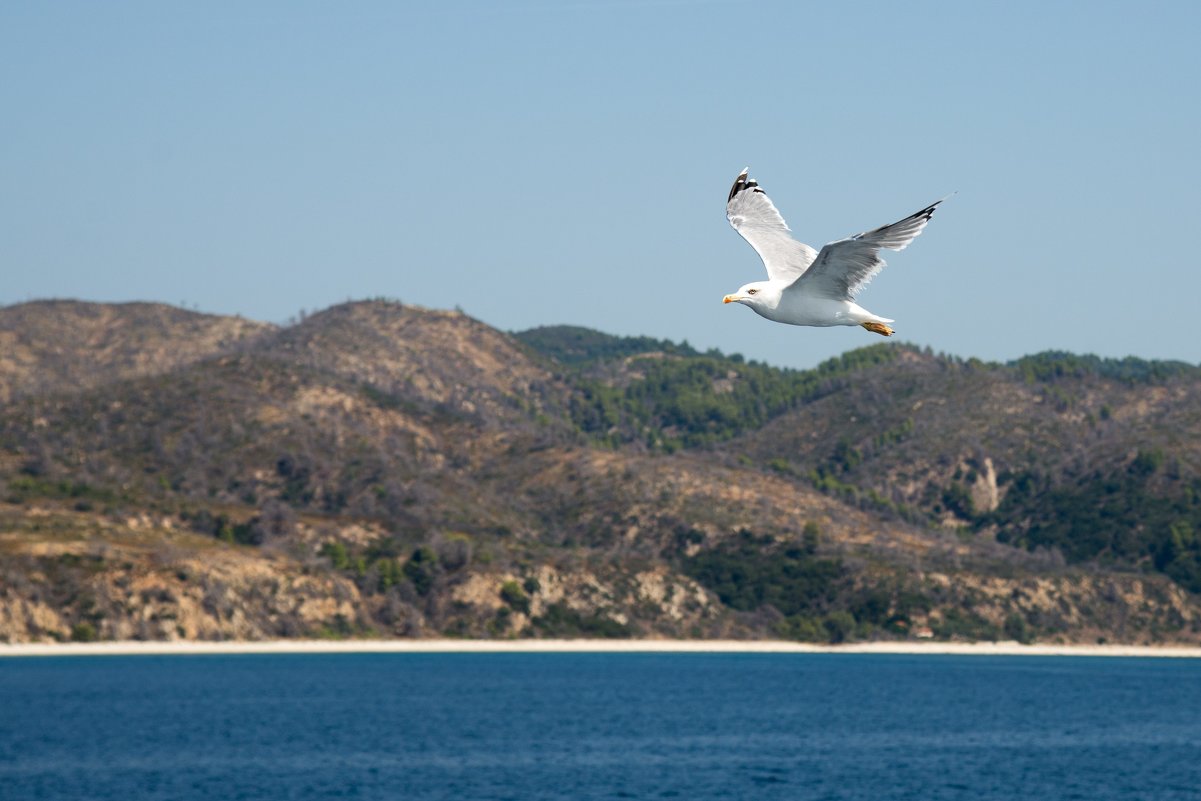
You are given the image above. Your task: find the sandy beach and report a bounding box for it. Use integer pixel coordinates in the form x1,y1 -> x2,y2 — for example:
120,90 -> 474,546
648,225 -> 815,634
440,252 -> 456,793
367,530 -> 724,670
2,639 -> 1200,658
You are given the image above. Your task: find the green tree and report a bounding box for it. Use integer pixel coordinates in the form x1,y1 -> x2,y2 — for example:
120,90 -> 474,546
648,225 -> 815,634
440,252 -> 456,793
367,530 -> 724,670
320,541 -> 350,570
500,580 -> 530,614
802,521 -> 821,554
823,611 -> 856,643
402,546 -> 438,596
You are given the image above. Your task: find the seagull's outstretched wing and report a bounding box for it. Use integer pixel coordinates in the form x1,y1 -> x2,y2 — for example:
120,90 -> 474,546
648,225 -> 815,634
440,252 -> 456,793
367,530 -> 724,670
726,168 -> 818,283
791,199 -> 945,300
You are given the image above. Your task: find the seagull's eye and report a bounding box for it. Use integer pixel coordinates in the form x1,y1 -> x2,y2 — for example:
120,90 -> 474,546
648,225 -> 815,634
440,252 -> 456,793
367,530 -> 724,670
747,288 -> 758,295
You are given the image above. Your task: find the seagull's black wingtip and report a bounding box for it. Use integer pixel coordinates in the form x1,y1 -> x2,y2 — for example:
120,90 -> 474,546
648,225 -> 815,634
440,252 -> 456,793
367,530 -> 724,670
727,167 -> 764,203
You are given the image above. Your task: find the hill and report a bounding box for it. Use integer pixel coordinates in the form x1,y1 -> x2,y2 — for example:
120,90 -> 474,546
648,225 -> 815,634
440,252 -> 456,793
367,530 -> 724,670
1,300 -> 1199,645
0,300 -> 271,403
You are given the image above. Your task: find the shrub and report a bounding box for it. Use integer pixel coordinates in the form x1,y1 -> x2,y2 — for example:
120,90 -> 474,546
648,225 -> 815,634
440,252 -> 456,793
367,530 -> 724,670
402,546 -> 438,596
319,541 -> 350,570
681,530 -> 842,617
823,611 -> 856,644
436,536 -> 472,571
1003,613 -> 1032,644
500,580 -> 530,614
532,603 -> 631,638
70,622 -> 98,642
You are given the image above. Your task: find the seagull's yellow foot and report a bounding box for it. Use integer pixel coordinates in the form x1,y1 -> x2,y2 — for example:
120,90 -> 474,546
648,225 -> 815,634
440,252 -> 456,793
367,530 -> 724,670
861,321 -> 894,337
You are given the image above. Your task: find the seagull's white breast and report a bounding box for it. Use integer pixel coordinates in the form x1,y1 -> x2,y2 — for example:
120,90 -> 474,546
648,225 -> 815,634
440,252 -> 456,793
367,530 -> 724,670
756,294 -> 867,328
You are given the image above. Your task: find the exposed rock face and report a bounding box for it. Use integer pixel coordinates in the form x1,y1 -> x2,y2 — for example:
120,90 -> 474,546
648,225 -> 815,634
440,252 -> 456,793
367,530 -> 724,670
970,457 -> 1001,515
2,510 -> 1194,644
917,572 -> 1198,644
445,567 -> 716,639
0,514 -> 367,643
0,598 -> 68,641
0,507 -> 726,643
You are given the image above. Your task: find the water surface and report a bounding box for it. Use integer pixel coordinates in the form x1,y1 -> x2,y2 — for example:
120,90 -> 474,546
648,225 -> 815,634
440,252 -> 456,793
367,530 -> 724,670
2,653 -> 1199,799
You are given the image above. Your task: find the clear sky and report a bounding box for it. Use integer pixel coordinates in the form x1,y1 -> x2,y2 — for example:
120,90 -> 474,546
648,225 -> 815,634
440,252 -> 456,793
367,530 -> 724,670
3,1 -> 1199,369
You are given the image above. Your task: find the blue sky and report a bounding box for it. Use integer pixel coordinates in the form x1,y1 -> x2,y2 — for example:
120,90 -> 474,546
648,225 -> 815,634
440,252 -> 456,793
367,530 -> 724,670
3,1 -> 1199,369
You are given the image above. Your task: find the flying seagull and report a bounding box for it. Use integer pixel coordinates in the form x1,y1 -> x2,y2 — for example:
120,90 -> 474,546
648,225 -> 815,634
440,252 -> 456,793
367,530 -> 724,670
722,168 -> 946,336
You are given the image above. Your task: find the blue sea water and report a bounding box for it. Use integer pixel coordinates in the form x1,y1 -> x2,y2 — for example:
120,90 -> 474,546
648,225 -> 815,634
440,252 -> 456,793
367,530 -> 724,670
1,653 -> 1200,800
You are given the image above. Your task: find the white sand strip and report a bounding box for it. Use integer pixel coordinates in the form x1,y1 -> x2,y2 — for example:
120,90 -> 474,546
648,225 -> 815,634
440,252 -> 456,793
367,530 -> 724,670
2,639 -> 1200,658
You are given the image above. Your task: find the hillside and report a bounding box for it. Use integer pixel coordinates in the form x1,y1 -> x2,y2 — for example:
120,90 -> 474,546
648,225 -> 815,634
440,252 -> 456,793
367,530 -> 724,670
1,300 -> 1199,645
514,326 -> 1201,594
0,300 -> 271,403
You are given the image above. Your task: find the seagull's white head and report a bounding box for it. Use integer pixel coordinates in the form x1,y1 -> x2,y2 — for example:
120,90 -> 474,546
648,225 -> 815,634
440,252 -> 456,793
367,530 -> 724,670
722,281 -> 778,312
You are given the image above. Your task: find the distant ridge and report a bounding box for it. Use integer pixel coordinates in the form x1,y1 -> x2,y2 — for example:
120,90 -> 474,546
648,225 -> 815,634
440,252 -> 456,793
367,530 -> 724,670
514,325 -> 700,366
0,299 -> 272,402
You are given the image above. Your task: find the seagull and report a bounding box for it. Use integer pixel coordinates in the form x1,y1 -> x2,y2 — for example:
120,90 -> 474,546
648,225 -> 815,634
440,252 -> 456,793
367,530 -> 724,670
722,168 -> 946,336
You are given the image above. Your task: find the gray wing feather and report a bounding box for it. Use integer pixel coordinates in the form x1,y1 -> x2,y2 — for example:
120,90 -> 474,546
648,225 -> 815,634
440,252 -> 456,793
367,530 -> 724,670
791,199 -> 944,300
726,169 -> 818,282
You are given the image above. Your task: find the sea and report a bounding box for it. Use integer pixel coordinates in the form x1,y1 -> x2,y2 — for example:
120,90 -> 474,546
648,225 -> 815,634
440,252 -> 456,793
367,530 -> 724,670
1,652 -> 1199,800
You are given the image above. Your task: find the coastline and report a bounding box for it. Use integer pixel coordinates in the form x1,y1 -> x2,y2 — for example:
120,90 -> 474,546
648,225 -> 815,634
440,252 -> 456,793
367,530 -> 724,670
3,639 -> 1201,658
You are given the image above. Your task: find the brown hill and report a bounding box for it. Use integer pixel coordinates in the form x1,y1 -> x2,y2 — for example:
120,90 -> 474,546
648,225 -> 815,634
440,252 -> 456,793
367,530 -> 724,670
256,301 -> 571,428
1,300 -> 1198,645
0,300 -> 271,403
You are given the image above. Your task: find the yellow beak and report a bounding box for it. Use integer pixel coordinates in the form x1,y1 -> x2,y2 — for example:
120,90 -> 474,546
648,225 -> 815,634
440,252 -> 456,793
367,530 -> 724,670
722,294 -> 739,304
